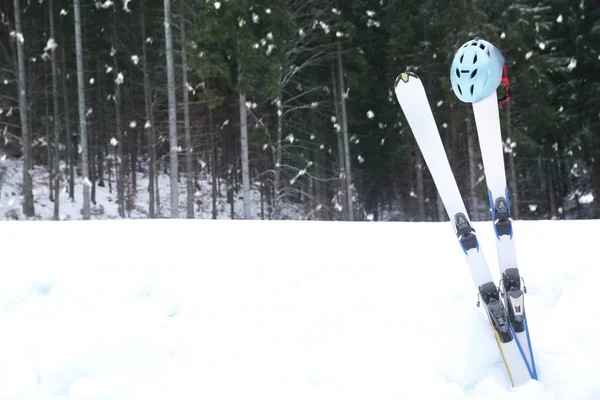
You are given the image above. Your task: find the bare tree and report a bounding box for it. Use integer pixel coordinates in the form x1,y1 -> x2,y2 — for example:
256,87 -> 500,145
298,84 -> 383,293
74,0 -> 90,218
49,0 -> 60,219
180,3 -> 193,218
505,101 -> 519,219
467,118 -> 479,220
13,0 -> 34,217
415,151 -> 425,220
209,107 -> 217,219
61,30 -> 75,201
164,0 -> 179,218
331,58 -> 348,220
239,91 -> 250,219
141,0 -> 156,218
112,15 -> 125,217
336,40 -> 353,220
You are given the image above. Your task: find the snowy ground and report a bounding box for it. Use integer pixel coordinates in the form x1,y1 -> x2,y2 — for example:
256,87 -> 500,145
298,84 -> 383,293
0,158 -> 306,221
0,218 -> 598,399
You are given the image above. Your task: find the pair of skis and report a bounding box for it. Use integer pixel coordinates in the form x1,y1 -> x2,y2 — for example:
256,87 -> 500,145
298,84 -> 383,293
393,72 -> 537,387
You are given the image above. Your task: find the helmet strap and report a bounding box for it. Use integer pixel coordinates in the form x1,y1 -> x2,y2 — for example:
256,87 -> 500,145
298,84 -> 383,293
498,64 -> 510,109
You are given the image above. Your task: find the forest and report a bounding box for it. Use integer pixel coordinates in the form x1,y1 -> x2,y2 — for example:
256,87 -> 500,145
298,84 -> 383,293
0,0 -> 598,221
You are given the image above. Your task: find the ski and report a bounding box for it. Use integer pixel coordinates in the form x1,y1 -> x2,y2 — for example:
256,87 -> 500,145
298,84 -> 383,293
472,92 -> 537,380
393,72 -> 531,387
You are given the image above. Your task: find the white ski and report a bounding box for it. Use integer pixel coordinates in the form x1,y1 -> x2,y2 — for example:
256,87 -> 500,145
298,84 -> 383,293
472,93 -> 537,379
394,72 -> 531,387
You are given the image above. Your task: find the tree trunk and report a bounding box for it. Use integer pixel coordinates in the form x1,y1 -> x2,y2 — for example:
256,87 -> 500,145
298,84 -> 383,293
505,101 -> 519,219
49,0 -> 60,219
331,58 -> 347,219
13,0 -> 34,217
164,0 -> 179,218
210,107 -> 218,219
273,87 -> 283,218
112,16 -> 125,217
336,40 -> 353,221
239,92 -> 250,219
466,118 -> 479,220
180,5 -> 194,218
415,151 -> 426,221
141,0 -> 155,218
45,64 -> 53,203
547,159 -> 556,218
61,29 -> 75,201
95,52 -> 105,188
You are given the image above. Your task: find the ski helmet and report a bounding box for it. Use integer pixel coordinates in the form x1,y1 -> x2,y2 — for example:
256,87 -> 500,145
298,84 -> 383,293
450,38 -> 505,103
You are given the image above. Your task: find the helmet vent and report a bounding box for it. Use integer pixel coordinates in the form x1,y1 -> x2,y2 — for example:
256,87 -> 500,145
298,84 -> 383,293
460,54 -> 464,63
473,54 -> 478,64
470,85 -> 475,95
471,69 -> 478,78
457,85 -> 462,95
479,43 -> 485,50
455,68 -> 460,78
471,42 -> 477,46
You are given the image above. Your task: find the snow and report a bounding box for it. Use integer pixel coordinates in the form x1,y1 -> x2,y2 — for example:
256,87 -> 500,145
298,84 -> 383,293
0,158 -> 304,221
0,217 -> 599,399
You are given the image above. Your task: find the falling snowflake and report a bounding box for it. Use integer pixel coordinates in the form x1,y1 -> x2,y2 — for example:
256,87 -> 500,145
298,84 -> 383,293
336,31 -> 343,37
366,10 -> 375,17
525,50 -> 534,60
145,120 -> 151,129
252,13 -> 259,23
115,72 -> 124,85
60,9 -> 68,15
89,78 -> 95,84
357,155 -> 365,164
214,1 -> 221,10
44,38 -> 57,52
366,110 -> 375,119
129,121 -> 137,128
538,42 -> 546,50
500,32 -> 506,39
131,55 -> 140,64
556,14 -> 563,23
567,58 -> 577,71
266,8 -> 271,14
110,138 -> 118,146
579,193 -> 594,204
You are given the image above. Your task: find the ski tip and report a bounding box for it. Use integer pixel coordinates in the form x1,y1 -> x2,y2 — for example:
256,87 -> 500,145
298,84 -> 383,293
394,71 -> 420,88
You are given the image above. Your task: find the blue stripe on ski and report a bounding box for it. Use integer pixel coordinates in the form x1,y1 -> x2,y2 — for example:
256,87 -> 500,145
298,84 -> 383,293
488,189 -> 500,239
509,313 -> 537,380
523,314 -> 537,379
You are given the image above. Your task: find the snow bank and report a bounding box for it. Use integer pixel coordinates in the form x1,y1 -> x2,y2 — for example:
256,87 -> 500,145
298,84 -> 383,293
0,218 -> 598,399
